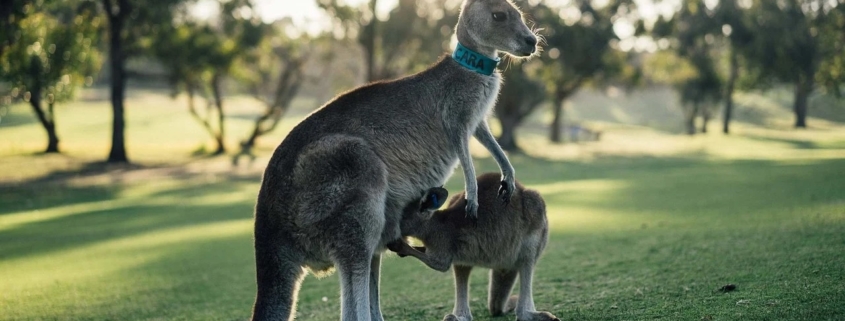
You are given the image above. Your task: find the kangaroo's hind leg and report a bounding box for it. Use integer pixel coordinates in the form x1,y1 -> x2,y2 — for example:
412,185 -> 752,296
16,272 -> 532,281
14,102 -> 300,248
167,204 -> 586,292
324,180 -> 386,321
295,135 -> 389,321
369,254 -> 384,321
250,230 -> 306,321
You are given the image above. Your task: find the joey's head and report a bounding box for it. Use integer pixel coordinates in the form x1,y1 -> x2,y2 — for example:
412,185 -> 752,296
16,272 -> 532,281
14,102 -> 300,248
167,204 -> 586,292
400,187 -> 449,235
456,0 -> 538,58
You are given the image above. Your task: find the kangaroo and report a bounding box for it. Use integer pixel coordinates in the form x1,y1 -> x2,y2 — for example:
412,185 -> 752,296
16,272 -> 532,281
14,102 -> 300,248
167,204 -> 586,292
388,173 -> 558,321
250,1 -> 538,320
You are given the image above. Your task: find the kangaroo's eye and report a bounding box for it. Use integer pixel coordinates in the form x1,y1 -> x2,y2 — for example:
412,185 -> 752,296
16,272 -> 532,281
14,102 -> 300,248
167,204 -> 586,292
492,12 -> 506,22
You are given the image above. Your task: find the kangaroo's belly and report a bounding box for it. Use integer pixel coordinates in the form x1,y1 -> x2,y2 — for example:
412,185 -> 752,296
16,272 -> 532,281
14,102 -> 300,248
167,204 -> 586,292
385,149 -> 459,206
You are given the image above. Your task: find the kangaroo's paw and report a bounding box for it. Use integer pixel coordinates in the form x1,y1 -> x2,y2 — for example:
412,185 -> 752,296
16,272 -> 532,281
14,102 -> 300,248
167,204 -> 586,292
464,198 -> 479,220
498,178 -> 514,204
386,240 -> 413,257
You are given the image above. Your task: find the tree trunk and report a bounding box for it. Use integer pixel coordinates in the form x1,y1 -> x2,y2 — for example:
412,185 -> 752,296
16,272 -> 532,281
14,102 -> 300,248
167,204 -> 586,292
723,48 -> 738,134
793,77 -> 811,128
497,116 -> 520,152
45,101 -> 59,153
550,96 -> 566,143
686,103 -> 698,135
28,92 -> 60,153
105,0 -> 129,163
701,108 -> 709,134
361,0 -> 378,82
210,72 -> 226,155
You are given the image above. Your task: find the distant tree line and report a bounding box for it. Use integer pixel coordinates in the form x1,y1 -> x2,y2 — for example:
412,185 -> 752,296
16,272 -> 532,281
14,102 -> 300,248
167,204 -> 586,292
1,0 -> 843,159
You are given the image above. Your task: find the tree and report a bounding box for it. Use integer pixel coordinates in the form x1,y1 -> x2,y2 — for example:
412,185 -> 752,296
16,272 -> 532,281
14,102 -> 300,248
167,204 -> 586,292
714,0 -> 752,134
101,0 -> 187,163
672,1 -> 724,134
815,2 -> 845,98
318,0 -> 460,82
494,60 -> 546,152
741,0 -> 843,128
529,1 -> 635,143
152,0 -> 264,155
0,0 -> 27,57
0,2 -> 101,153
232,22 -> 327,164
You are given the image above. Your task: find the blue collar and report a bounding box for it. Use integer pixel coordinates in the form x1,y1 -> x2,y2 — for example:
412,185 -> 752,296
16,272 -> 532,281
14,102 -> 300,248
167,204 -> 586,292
452,42 -> 499,76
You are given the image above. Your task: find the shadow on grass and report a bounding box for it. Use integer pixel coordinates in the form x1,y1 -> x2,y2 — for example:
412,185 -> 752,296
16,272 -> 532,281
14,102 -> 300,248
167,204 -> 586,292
468,153 -> 845,223
0,171 -> 259,261
0,161 -> 126,216
3,150 -> 845,320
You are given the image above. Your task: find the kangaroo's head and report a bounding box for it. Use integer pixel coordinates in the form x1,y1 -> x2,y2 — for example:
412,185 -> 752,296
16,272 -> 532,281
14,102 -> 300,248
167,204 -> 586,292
456,0 -> 537,57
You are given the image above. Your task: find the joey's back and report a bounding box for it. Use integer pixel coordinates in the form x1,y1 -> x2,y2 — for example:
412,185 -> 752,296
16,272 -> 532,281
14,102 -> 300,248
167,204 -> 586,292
402,173 -> 548,269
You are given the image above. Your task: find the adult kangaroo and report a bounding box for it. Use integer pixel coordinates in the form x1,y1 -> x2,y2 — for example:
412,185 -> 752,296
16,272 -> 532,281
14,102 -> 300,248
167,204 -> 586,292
250,1 -> 538,320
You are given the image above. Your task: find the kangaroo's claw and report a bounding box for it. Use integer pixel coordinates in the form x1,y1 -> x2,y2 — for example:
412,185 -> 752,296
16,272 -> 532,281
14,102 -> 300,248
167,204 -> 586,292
498,180 -> 514,205
464,198 -> 479,220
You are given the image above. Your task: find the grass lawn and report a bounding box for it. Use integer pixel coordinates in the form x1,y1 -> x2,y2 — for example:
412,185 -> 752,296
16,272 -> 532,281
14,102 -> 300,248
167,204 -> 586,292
1,89 -> 844,320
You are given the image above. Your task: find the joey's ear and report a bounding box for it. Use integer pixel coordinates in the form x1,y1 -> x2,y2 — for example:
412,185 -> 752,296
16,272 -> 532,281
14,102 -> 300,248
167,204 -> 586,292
419,187 -> 449,212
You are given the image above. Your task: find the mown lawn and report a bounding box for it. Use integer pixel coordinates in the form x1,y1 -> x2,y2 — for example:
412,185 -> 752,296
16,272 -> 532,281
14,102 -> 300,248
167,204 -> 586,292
1,89 -> 844,320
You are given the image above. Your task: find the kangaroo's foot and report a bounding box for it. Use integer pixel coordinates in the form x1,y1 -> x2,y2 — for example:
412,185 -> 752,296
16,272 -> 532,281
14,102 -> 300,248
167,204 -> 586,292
443,313 -> 471,321
516,311 -> 559,321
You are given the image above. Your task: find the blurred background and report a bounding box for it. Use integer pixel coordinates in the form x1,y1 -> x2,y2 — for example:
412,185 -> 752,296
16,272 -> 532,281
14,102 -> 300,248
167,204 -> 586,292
2,0 -> 844,163
1,0 -> 844,320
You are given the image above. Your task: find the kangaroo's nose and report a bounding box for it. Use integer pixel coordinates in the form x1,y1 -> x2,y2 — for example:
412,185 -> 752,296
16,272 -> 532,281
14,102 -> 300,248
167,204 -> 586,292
525,36 -> 537,52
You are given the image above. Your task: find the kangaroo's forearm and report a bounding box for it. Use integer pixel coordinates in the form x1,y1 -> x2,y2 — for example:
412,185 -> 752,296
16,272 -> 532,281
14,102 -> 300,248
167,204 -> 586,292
474,120 -> 514,176
453,135 -> 478,200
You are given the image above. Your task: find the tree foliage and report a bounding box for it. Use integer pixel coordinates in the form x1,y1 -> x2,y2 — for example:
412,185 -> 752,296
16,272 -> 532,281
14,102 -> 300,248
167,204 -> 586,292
102,0 -> 190,163
0,1 -> 101,153
529,0 -> 637,142
232,21 -> 331,165
495,60 -> 546,152
318,0 -> 460,82
740,0 -> 844,128
152,0 -> 265,155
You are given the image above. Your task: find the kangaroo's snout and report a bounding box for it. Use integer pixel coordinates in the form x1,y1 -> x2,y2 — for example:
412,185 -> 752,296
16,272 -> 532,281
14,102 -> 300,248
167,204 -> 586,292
512,34 -> 537,57
521,35 -> 538,55
525,36 -> 538,49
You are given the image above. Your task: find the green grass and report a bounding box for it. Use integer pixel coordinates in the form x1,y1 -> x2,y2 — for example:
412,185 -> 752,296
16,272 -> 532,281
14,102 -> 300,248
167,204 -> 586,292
1,88 -> 845,320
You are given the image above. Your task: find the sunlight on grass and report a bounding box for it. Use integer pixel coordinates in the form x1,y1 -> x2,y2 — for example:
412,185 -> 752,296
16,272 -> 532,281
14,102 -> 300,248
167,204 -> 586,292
0,219 -> 252,320
0,199 -> 123,232
1,88 -> 844,320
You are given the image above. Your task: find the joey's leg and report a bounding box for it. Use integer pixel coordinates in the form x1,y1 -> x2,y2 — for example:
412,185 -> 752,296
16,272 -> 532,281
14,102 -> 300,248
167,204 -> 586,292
515,262 -> 559,321
487,269 -> 518,316
451,132 -> 479,218
473,120 -> 515,203
386,240 -> 451,272
445,265 -> 474,321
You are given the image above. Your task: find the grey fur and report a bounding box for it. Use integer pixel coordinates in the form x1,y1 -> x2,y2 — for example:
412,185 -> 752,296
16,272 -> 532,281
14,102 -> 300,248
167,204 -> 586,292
250,0 -> 538,320
389,173 -> 558,321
